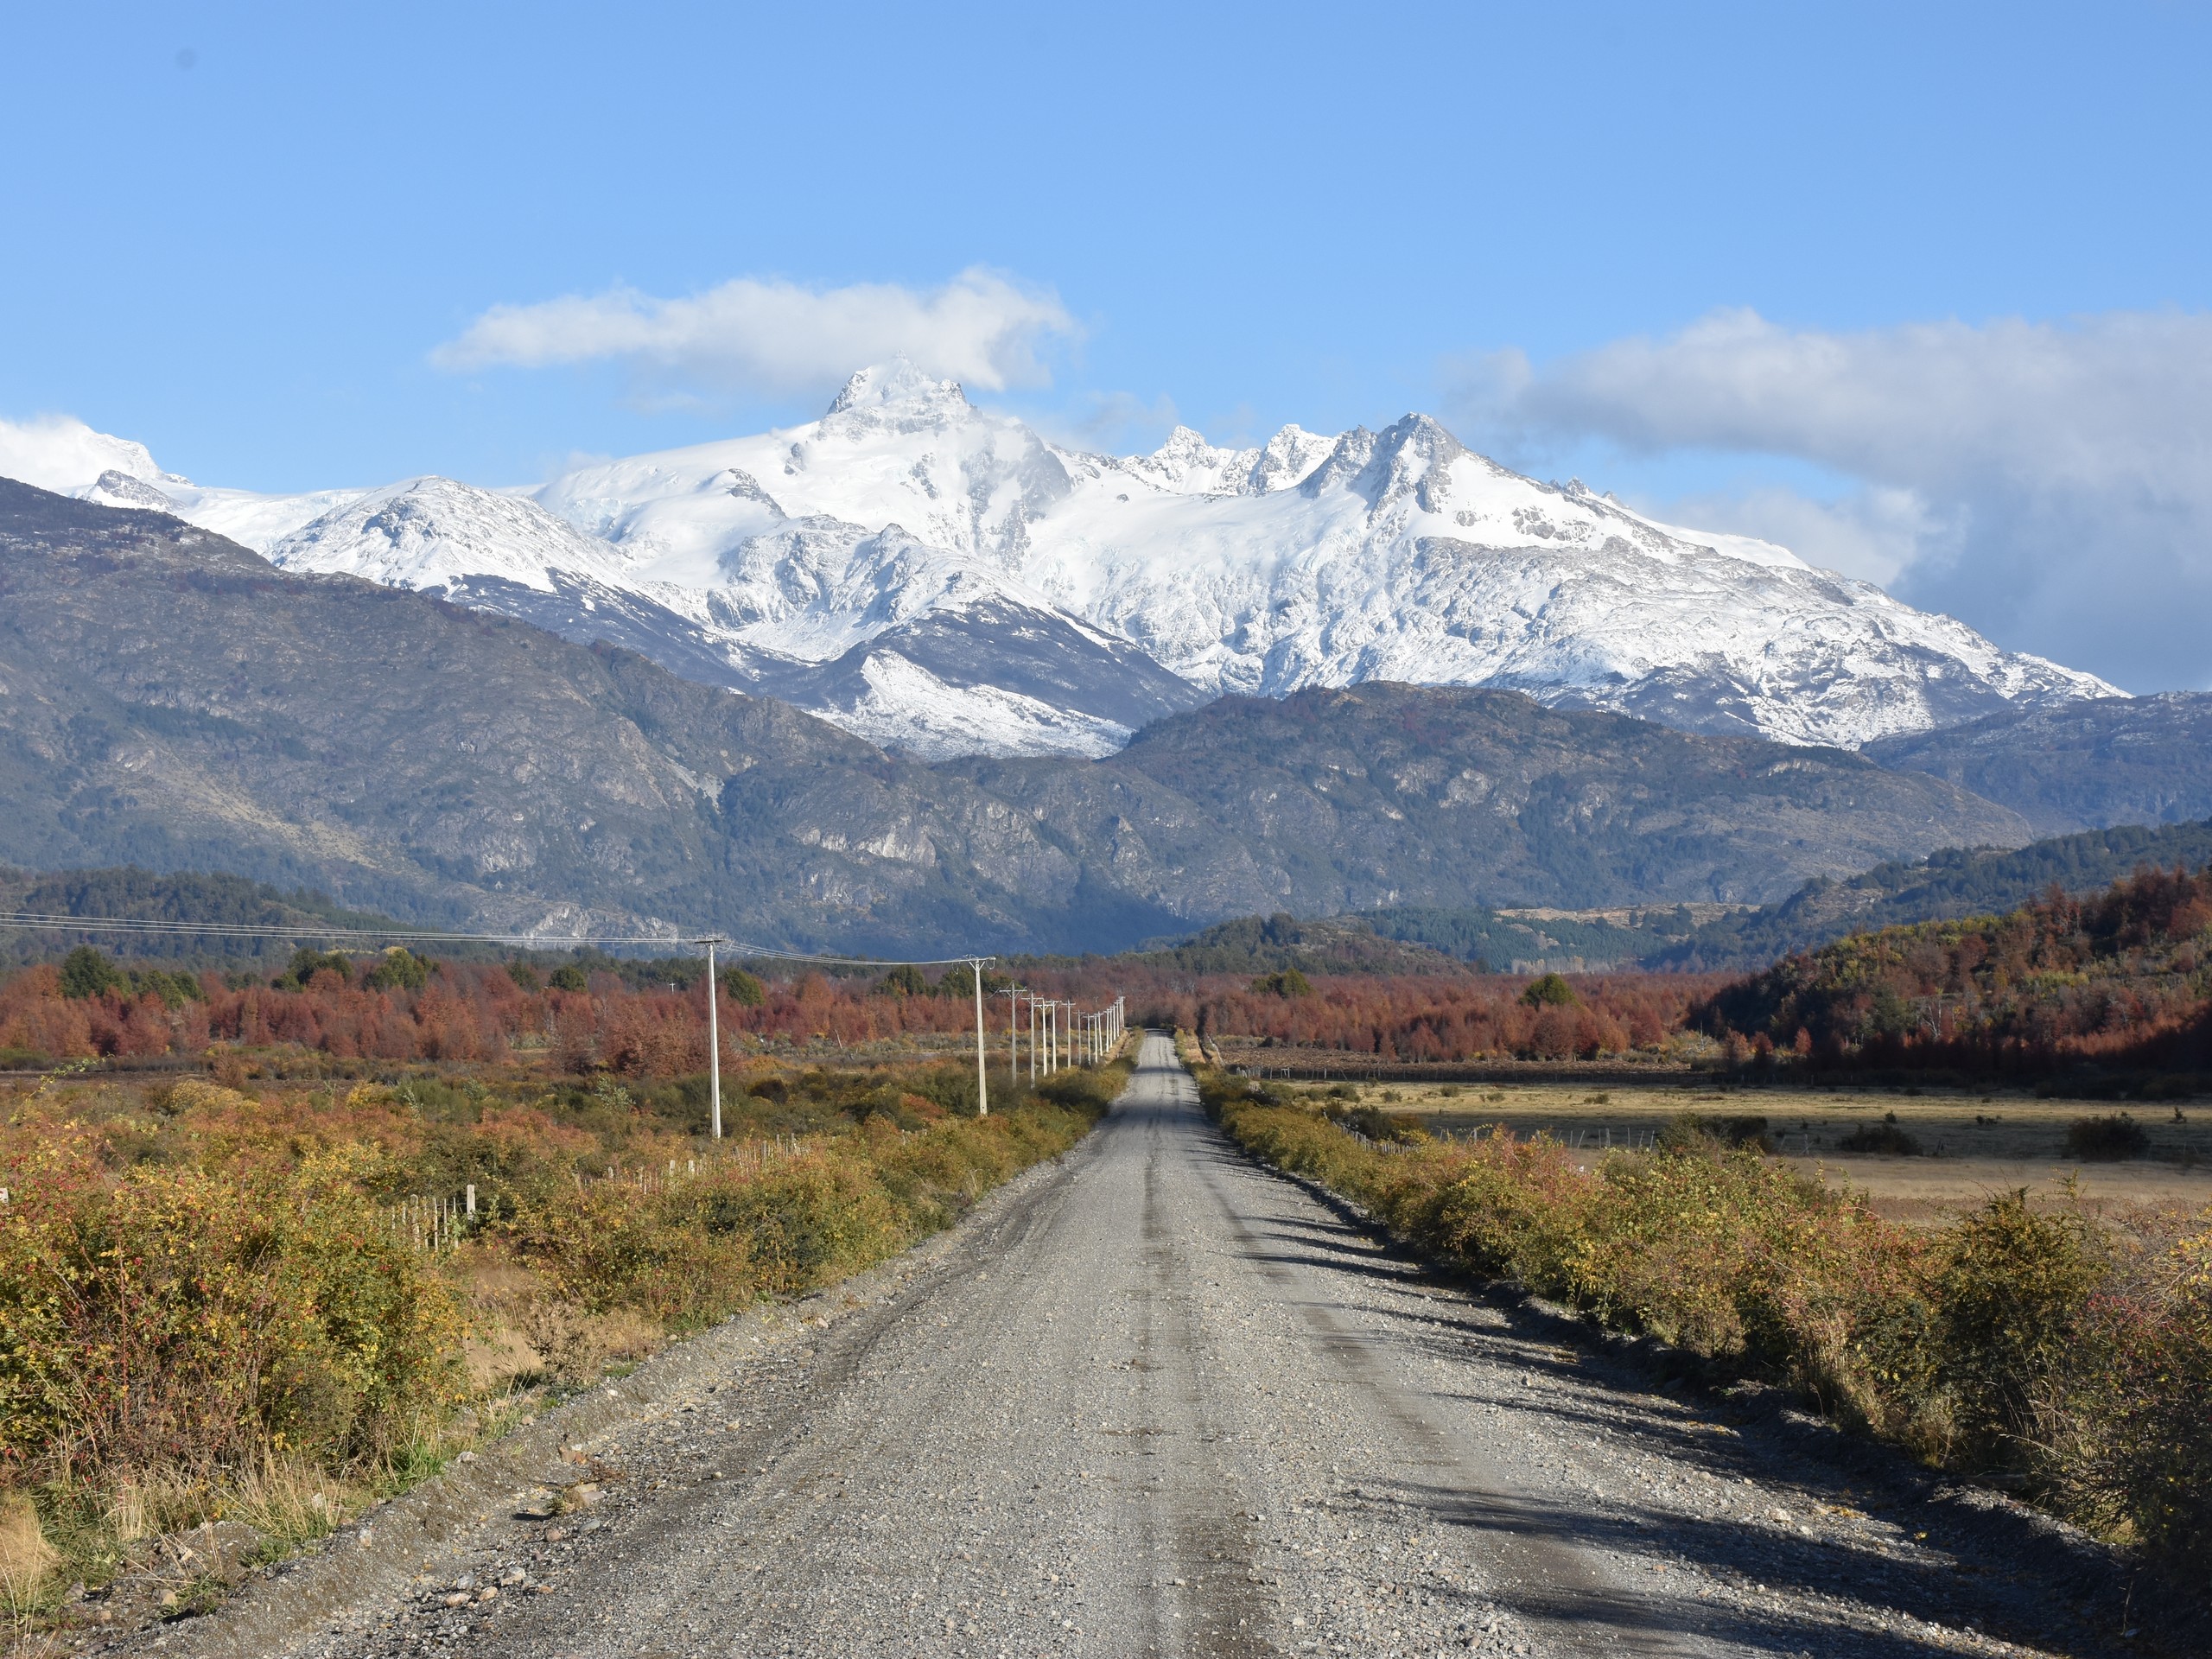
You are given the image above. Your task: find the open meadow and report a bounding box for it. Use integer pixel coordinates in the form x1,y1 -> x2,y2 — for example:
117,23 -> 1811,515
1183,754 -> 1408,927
1345,1078 -> 2212,1224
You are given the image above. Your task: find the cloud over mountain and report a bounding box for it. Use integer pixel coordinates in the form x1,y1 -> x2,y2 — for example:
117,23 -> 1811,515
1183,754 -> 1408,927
1467,307 -> 2212,692
432,268 -> 1076,397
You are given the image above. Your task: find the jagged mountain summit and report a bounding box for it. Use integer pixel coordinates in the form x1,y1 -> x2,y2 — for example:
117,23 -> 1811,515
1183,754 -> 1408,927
37,363 -> 2115,757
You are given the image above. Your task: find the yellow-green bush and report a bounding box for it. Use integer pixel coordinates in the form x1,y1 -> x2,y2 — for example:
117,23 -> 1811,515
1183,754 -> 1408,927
503,1098 -> 1100,1325
0,1132 -> 463,1486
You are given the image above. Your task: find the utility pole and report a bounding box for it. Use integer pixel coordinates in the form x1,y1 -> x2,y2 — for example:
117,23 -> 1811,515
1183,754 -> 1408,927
1028,993 -> 1038,1081
694,935 -> 728,1139
1001,985 -> 1023,1089
971,957 -> 989,1118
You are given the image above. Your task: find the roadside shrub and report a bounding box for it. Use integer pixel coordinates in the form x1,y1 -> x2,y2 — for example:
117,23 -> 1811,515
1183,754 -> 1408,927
1837,1114 -> 1923,1155
2064,1113 -> 2151,1161
1933,1192 -> 2105,1471
1032,1057 -> 1135,1113
2062,1212 -> 2212,1577
0,1135 -> 463,1486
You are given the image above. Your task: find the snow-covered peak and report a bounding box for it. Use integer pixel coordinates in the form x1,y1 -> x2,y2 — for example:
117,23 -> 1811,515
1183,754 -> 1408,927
827,357 -> 968,413
1334,413 -> 1470,512
25,382 -> 2126,758
1247,425 -> 1335,493
268,476 -> 629,595
824,358 -> 971,420
1120,423 -> 1338,498
1125,425 -> 1250,495
85,468 -> 181,512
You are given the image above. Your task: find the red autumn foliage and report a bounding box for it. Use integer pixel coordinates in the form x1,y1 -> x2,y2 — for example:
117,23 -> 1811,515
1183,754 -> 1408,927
1696,862 -> 2212,1075
1,955 -> 1713,1073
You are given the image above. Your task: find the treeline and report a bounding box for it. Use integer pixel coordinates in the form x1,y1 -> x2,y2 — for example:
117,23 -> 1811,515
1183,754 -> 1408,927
1145,970 -> 1721,1061
0,947 -> 1017,1072
1697,863 -> 2212,1075
1,945 -> 1719,1071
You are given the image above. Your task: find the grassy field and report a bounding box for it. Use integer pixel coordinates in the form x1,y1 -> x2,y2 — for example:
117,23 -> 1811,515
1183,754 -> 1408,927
1281,1076 -> 2212,1223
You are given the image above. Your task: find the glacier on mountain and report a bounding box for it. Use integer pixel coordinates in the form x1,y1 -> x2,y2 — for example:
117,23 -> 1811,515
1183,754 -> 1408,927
30,361 -> 2118,758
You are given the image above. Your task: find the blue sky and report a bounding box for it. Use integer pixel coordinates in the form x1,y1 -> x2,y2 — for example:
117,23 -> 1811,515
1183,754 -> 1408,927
4,2 -> 2210,689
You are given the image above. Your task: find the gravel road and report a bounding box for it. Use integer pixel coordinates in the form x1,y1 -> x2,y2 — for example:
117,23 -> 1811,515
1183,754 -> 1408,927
269,1035 -> 2124,1659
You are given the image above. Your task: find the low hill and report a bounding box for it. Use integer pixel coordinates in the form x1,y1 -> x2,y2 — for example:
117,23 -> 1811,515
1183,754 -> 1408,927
1128,913 -> 1467,976
0,866 -> 407,965
1356,903 -> 1701,972
1695,861 -> 2212,1077
1655,818 -> 2212,969
1346,820 -> 2212,975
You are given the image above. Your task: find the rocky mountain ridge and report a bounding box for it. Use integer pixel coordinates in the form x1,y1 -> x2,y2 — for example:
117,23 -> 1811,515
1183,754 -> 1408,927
48,361 -> 2116,759
0,481 -> 2041,952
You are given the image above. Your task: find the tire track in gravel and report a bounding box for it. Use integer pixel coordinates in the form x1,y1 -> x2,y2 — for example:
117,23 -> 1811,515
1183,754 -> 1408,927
258,1034 -> 2124,1659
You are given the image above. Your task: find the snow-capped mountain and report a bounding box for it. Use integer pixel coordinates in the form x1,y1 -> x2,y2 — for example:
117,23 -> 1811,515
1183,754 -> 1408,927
23,365 -> 2117,757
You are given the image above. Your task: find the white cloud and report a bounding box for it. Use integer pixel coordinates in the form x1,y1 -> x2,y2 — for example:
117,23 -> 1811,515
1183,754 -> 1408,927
433,267 -> 1076,397
1465,308 -> 2212,690
1646,483 -> 1945,590
0,413 -> 165,493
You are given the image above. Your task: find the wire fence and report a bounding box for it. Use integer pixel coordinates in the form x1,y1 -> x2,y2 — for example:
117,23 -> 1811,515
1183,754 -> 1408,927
378,1134 -> 824,1251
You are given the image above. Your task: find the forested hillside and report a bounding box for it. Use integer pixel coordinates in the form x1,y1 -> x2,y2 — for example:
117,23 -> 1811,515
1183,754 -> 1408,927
1698,861 -> 2212,1075
1656,817 -> 2212,969
0,865 -> 405,964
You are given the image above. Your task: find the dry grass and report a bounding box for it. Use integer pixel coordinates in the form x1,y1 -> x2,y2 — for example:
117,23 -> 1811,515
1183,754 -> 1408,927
1303,1077 -> 2212,1223
0,1493 -> 60,1618
218,1454 -> 357,1555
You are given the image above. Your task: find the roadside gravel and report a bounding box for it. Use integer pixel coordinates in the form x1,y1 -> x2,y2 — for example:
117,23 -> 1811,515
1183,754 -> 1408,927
142,1035 -> 2131,1658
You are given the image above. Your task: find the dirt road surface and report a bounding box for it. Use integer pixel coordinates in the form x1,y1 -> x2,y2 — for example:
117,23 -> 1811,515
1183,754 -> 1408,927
227,1035 -> 2121,1659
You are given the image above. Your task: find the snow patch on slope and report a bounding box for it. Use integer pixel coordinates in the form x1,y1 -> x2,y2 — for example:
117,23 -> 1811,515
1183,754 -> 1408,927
823,652 -> 1135,760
